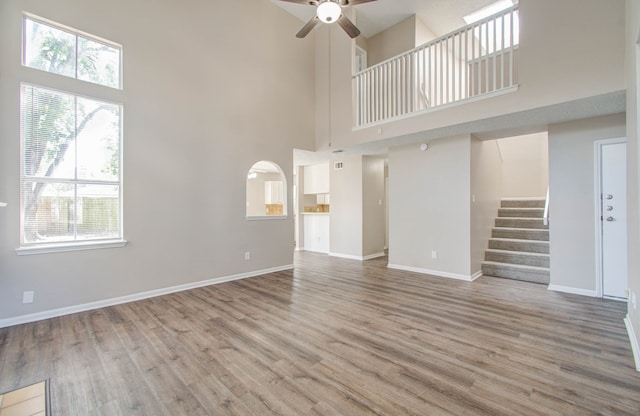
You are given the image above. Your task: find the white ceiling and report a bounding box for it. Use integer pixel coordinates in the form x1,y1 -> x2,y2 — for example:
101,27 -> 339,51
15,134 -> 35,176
272,0 -> 506,39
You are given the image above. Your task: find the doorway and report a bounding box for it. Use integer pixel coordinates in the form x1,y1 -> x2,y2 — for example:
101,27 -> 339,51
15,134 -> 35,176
595,138 -> 628,299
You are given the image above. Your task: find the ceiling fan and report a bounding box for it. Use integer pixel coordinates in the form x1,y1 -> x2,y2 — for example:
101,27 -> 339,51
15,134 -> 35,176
278,0 -> 377,39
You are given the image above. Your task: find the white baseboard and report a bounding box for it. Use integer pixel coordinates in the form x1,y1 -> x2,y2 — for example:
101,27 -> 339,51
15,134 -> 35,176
547,284 -> 598,297
0,264 -> 294,329
470,270 -> 483,281
624,315 -> 640,372
329,252 -> 386,261
387,264 -> 476,282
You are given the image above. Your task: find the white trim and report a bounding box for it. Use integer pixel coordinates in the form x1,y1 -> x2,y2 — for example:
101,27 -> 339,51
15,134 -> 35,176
246,215 -> 288,221
329,252 -> 385,261
547,284 -> 597,297
0,264 -> 293,328
624,315 -> 640,371
470,270 -> 483,281
16,239 -> 127,256
352,85 -> 519,130
593,137 -> 627,298
387,264 -> 477,282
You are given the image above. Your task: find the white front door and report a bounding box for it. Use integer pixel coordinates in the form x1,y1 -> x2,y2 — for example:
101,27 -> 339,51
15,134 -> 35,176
599,140 -> 627,299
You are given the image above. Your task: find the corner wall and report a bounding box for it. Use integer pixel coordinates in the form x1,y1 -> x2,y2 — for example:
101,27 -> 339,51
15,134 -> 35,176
547,114 -> 626,294
388,136 -> 472,279
625,0 -> 640,370
470,138 -> 503,275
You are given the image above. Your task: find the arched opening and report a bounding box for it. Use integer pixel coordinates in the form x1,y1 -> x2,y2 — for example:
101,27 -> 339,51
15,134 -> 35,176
246,161 -> 287,219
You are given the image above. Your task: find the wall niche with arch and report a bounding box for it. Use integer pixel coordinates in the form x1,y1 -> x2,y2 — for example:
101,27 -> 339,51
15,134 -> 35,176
246,161 -> 287,219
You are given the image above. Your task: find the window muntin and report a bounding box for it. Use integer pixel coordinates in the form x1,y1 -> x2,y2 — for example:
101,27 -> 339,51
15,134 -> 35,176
20,84 -> 122,245
23,16 -> 122,89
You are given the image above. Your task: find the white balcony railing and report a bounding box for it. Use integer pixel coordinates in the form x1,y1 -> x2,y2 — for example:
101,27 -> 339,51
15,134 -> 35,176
354,5 -> 519,127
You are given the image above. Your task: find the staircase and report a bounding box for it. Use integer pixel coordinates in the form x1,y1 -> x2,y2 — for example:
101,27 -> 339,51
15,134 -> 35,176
481,198 -> 550,284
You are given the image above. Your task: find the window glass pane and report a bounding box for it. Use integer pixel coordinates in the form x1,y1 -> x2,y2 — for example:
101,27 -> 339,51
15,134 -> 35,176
21,84 -> 122,246
24,18 -> 76,78
21,85 -> 76,180
78,37 -> 121,88
76,184 -> 120,240
22,181 -> 76,244
76,97 -> 120,181
23,17 -> 122,89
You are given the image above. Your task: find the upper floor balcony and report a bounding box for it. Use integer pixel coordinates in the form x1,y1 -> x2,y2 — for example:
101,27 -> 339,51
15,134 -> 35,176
354,5 -> 519,127
313,0 -> 625,152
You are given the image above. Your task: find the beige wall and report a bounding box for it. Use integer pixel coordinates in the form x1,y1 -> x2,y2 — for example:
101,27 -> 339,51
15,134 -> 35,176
362,157 -> 385,257
498,132 -> 549,198
626,0 -> 640,361
388,136 -> 472,278
547,114 -> 626,292
367,16 -> 417,66
0,0 -> 315,323
470,138 -> 503,275
318,0 -> 626,152
330,155 -> 363,257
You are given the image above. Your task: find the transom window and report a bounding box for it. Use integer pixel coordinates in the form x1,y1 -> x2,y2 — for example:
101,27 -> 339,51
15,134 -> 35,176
23,16 -> 122,89
18,15 -> 123,252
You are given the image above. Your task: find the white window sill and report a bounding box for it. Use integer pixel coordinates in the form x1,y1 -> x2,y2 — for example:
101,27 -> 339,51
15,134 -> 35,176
246,215 -> 288,221
15,240 -> 128,256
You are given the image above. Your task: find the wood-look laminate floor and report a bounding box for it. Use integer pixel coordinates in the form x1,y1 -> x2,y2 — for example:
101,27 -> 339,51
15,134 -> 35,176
1,252 -> 639,415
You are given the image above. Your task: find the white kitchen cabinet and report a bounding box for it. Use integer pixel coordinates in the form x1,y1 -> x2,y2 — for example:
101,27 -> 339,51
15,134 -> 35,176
264,181 -> 284,204
303,213 -> 330,253
316,193 -> 330,205
304,163 -> 330,194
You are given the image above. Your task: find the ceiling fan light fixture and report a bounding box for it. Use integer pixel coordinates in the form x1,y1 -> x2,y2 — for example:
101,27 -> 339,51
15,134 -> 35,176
317,1 -> 341,24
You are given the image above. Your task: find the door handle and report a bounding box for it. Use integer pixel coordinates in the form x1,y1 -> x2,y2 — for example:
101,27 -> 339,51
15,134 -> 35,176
606,194 -> 613,200
606,206 -> 613,211
606,216 -> 614,222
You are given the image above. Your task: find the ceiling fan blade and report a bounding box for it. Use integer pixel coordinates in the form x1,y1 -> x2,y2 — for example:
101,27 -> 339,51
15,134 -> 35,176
278,0 -> 318,5
337,14 -> 361,38
296,16 -> 320,38
341,0 -> 377,5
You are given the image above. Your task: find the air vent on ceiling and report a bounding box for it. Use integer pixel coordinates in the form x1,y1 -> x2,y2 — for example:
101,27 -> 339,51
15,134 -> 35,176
334,161 -> 344,170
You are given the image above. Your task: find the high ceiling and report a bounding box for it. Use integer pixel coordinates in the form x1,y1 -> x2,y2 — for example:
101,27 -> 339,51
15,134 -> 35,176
271,0 -> 509,39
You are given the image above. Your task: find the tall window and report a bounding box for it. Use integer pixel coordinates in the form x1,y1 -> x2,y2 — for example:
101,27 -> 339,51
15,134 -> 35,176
20,16 -> 123,249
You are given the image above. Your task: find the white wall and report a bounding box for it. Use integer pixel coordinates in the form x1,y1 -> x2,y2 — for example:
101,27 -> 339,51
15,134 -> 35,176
498,132 -> 549,198
362,157 -> 385,257
388,136 -> 472,278
470,138 -> 503,275
548,114 -> 626,292
330,155 -> 363,257
0,0 -> 315,323
625,0 -> 640,357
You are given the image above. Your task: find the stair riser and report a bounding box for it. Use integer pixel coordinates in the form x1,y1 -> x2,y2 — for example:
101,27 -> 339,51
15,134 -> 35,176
498,208 -> 544,218
482,264 -> 550,284
501,200 -> 545,208
488,240 -> 549,254
485,252 -> 549,267
495,218 -> 548,229
492,229 -> 549,241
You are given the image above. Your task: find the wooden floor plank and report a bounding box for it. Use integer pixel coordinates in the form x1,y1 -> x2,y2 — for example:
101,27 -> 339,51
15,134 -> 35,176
1,251 -> 639,415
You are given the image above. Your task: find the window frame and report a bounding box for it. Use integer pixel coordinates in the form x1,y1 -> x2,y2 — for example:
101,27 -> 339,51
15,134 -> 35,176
16,14 -> 126,255
22,13 -> 123,90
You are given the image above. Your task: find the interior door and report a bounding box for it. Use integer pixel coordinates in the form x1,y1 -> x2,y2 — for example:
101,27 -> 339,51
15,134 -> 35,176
600,141 -> 627,298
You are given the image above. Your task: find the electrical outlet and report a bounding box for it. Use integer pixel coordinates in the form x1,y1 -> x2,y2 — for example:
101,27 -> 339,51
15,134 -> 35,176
22,291 -> 34,304
431,251 -> 437,259
244,251 -> 251,261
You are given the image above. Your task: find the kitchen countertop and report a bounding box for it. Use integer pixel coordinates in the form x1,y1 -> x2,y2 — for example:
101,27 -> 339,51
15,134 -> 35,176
301,212 -> 330,215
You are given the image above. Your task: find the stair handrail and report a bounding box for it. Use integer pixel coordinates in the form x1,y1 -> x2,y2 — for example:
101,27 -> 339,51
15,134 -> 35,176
543,187 -> 549,226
